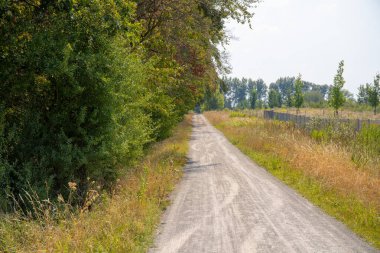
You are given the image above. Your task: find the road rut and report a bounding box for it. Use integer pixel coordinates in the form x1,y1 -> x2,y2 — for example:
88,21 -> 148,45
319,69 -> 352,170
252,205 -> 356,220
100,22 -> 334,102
149,114 -> 377,253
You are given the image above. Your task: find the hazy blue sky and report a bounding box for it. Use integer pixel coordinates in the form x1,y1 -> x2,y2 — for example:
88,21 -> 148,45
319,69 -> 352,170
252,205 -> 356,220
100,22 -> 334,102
225,0 -> 380,95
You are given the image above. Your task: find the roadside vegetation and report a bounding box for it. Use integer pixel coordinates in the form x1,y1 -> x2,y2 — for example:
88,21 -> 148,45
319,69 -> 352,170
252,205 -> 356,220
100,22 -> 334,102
0,115 -> 192,252
204,111 -> 380,249
1,0 -> 261,250
272,108 -> 380,120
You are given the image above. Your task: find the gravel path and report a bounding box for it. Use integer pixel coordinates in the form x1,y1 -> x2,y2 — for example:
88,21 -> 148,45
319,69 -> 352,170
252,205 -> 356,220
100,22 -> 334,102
149,114 -> 377,253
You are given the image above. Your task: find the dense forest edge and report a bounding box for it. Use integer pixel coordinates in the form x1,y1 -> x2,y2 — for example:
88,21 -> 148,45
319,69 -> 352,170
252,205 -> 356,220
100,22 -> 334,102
0,0 -> 259,211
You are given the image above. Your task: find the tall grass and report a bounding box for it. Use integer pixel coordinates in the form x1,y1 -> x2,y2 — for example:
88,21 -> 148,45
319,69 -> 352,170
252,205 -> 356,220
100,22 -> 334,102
0,115 -> 192,252
275,107 -> 380,120
304,117 -> 380,175
205,111 -> 380,249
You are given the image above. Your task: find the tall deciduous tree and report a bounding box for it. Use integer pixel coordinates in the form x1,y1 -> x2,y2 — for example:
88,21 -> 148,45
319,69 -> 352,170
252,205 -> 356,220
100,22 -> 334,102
268,88 -> 281,108
328,60 -> 346,116
293,74 -> 304,113
357,84 -> 370,104
250,88 -> 258,109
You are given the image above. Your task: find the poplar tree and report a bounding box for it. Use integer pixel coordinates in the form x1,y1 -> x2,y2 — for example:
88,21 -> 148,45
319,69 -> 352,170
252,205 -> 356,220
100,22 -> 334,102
293,74 -> 304,114
250,88 -> 258,109
328,60 -> 346,116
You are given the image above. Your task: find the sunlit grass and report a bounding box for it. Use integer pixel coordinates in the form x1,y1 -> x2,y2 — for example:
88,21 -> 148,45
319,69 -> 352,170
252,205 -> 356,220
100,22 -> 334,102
273,107 -> 380,120
205,111 -> 380,249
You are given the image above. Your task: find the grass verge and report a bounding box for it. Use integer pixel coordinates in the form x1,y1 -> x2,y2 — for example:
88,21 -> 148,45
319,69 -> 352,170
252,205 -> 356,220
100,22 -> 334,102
204,111 -> 380,249
0,115 -> 192,252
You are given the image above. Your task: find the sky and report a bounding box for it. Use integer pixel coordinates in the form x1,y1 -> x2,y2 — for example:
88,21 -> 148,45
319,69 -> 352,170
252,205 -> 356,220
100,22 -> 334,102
224,0 -> 380,95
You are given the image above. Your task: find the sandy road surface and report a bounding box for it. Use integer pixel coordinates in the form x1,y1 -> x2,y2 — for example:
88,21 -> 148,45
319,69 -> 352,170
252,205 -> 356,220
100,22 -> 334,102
149,114 -> 377,253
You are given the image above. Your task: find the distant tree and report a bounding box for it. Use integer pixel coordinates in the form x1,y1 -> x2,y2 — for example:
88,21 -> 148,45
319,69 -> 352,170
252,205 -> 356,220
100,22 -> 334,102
202,85 -> 225,111
255,79 -> 267,108
367,74 -> 380,115
274,77 -> 295,106
285,88 -> 293,107
328,60 -> 346,116
268,88 -> 281,108
342,89 -> 354,101
304,91 -> 324,107
224,98 -> 232,109
269,83 -> 282,107
222,77 -> 245,108
250,88 -> 257,109
319,84 -> 330,100
231,78 -> 247,107
357,84 -> 369,104
293,74 -> 304,113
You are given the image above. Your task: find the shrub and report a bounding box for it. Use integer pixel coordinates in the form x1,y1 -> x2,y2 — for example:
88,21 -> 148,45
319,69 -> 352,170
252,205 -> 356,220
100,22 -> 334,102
0,1 -> 152,210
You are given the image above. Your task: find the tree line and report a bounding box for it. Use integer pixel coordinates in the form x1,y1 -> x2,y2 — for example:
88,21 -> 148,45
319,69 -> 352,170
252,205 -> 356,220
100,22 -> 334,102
357,75 -> 380,114
203,61 -> 380,115
0,0 -> 258,210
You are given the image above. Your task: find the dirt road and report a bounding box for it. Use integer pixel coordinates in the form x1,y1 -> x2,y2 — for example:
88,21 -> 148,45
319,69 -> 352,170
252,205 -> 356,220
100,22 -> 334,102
149,114 -> 377,253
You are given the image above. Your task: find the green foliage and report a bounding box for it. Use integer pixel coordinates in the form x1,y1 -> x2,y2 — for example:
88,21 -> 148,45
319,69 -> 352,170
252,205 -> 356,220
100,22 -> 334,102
0,0 -> 152,209
293,74 -> 304,112
201,85 -> 225,111
357,84 -> 370,104
328,60 -> 346,116
310,129 -> 327,142
0,0 -> 260,211
221,76 -> 331,110
367,74 -> 380,115
268,88 -> 281,108
222,77 -> 267,109
304,90 -> 326,108
250,88 -> 258,109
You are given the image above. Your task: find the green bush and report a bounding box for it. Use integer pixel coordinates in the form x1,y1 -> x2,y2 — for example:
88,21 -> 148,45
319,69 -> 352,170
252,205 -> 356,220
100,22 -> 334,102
0,1 -> 154,210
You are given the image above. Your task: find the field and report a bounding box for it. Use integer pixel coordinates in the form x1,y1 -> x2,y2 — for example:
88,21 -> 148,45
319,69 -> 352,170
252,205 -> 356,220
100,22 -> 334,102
273,107 -> 380,120
204,111 -> 380,249
0,115 -> 192,252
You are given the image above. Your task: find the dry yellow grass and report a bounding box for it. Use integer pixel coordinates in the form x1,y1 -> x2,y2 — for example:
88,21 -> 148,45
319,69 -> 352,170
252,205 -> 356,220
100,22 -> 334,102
0,115 -> 192,252
274,107 -> 380,120
205,111 -> 380,248
206,111 -> 380,210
